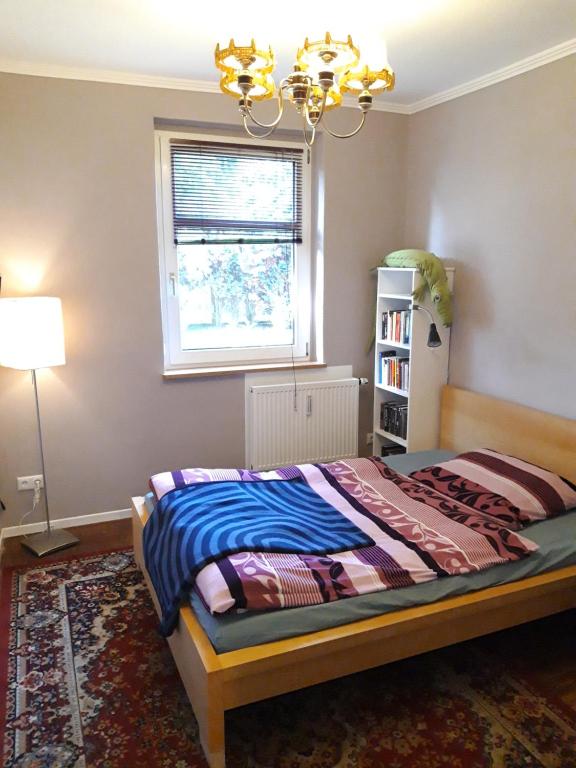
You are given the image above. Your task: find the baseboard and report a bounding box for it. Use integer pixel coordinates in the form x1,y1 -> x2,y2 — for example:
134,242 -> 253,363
0,507 -> 132,546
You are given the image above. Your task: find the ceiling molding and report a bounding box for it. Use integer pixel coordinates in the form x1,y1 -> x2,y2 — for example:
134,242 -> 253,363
407,37 -> 576,114
0,57 -> 411,114
349,98 -> 410,115
0,36 -> 574,117
0,59 -> 221,93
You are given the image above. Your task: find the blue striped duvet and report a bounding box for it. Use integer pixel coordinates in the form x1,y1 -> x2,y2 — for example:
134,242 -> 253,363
143,478 -> 374,636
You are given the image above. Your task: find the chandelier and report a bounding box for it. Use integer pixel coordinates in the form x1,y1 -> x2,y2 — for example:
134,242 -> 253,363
214,32 -> 395,147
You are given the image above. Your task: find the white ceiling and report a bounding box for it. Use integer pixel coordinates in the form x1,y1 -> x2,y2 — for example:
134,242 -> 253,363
0,0 -> 575,110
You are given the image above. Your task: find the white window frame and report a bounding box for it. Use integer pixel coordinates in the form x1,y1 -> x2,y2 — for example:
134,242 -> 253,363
155,130 -> 312,371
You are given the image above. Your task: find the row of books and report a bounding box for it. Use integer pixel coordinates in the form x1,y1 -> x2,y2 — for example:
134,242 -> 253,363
380,401 -> 409,440
379,351 -> 410,392
380,445 -> 406,457
381,310 -> 411,345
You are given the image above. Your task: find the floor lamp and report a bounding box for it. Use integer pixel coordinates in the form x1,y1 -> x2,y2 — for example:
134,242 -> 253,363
0,297 -> 79,556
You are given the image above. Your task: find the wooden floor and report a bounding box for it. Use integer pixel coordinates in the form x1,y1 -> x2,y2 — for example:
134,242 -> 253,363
0,519 -> 132,569
1,519 -> 575,712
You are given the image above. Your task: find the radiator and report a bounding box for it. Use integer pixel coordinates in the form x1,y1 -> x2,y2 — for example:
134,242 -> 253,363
246,378 -> 360,470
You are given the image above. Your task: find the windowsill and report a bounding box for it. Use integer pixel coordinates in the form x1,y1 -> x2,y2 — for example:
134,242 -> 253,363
163,360 -> 327,380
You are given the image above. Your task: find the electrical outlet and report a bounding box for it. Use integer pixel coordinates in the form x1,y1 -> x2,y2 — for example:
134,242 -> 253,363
17,475 -> 44,491
366,432 -> 374,445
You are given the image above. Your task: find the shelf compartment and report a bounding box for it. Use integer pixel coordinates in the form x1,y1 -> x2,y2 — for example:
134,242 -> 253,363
377,293 -> 413,301
377,339 -> 410,350
376,383 -> 409,397
374,428 -> 407,447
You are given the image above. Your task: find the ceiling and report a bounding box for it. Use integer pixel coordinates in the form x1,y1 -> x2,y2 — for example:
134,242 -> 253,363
0,0 -> 575,111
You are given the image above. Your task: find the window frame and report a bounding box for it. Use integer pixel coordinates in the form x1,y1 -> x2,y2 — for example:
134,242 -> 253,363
155,130 -> 312,371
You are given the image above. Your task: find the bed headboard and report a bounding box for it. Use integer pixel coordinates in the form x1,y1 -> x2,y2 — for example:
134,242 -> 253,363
440,385 -> 576,484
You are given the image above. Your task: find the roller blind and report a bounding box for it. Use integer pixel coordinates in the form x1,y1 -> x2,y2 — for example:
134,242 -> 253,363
170,140 -> 303,245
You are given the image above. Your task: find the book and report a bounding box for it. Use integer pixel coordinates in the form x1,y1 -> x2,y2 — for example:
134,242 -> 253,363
381,445 -> 407,457
380,355 -> 410,392
380,401 -> 409,439
380,309 -> 411,345
379,350 -> 396,384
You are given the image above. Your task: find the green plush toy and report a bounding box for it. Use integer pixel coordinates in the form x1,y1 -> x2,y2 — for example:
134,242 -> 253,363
382,249 -> 453,327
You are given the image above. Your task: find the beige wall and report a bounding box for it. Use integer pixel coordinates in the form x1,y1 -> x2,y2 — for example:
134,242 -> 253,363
404,55 -> 576,419
0,73 -> 407,527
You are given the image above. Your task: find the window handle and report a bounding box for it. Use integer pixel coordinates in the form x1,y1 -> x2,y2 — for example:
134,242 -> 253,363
169,272 -> 177,296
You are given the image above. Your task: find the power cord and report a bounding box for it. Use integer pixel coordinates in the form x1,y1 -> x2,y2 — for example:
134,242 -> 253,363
20,478 -> 42,535
291,346 -> 297,412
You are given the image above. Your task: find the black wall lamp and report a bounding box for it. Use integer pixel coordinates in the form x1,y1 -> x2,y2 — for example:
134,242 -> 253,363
412,304 -> 442,348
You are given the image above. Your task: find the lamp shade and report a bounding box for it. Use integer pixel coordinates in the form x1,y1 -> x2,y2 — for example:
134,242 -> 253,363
427,322 -> 442,348
0,297 -> 66,370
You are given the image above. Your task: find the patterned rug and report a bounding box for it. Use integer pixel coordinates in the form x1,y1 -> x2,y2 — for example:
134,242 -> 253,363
2,550 -> 576,768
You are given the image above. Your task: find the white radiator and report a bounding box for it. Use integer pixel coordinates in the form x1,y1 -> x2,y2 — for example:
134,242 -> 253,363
246,378 -> 360,470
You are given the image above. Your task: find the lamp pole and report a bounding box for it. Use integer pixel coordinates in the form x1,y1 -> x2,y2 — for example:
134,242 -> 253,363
31,369 -> 51,535
21,368 -> 79,556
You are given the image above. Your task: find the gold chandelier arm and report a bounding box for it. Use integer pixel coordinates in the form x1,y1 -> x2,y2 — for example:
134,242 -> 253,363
303,123 -> 316,148
322,110 -> 367,139
300,115 -> 316,164
241,114 -> 278,139
243,89 -> 285,129
303,87 -> 328,128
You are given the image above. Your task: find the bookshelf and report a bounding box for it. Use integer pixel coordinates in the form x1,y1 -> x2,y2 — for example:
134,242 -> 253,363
373,267 -> 454,457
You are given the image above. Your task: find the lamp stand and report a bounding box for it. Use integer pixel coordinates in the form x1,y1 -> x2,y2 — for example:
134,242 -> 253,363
21,369 -> 79,557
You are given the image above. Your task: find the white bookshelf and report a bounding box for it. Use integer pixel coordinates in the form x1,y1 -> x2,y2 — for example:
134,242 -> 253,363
373,267 -> 454,456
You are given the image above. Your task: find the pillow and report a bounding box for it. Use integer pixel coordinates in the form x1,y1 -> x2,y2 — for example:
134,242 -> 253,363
149,465 -> 287,501
410,448 -> 576,530
149,467 -> 245,501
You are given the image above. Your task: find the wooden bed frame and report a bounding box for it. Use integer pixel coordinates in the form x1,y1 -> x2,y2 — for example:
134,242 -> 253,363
131,385 -> 576,767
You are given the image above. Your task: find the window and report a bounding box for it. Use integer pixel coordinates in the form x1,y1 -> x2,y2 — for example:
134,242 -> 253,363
156,131 -> 312,371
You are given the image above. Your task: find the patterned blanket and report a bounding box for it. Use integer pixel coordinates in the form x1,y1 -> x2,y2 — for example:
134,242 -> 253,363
147,458 -> 538,618
411,449 -> 576,530
143,478 -> 374,636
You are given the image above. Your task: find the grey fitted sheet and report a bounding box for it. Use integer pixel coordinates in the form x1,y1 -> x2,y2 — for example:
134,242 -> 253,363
146,451 -> 576,653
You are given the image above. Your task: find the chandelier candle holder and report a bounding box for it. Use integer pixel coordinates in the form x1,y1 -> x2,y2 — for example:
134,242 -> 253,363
214,32 -> 395,148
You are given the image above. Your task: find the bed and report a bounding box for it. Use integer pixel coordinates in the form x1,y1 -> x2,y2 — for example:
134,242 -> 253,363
131,385 -> 576,768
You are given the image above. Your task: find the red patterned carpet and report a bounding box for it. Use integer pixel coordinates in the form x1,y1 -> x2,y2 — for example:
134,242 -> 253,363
1,550 -> 575,768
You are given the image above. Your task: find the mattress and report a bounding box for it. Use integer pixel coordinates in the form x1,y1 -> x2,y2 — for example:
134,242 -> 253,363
145,450 -> 576,653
